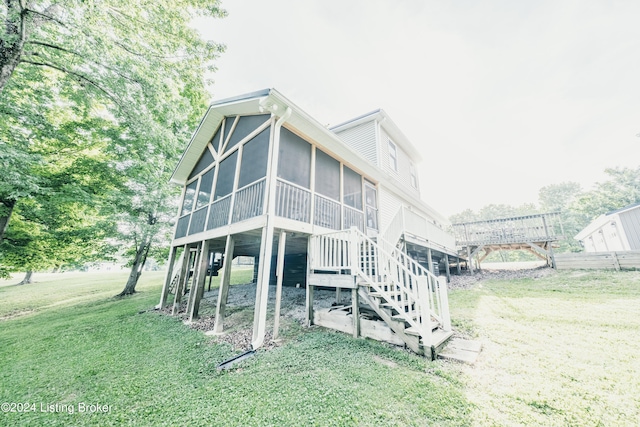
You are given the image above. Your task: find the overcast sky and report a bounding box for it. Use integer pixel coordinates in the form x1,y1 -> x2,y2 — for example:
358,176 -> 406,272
194,0 -> 640,217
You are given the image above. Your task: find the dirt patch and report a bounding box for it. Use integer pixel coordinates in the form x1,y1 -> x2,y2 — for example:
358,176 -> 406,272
448,266 -> 555,290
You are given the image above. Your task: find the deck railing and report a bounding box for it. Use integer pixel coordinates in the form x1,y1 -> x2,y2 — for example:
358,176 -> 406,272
314,194 -> 341,230
275,179 -> 311,222
207,195 -> 231,230
232,179 -> 265,223
309,228 -> 451,346
343,205 -> 364,232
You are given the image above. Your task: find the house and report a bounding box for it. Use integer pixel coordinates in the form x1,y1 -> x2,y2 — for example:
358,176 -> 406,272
575,203 -> 640,252
158,89 -> 458,358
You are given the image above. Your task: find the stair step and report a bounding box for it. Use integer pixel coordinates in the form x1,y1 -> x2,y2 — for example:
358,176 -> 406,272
404,323 -> 441,336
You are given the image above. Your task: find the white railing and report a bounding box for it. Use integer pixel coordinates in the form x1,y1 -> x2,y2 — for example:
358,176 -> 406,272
207,195 -> 231,230
309,227 -> 451,345
275,179 -> 311,223
314,194 -> 341,230
381,206 -> 456,253
232,179 -> 265,223
343,205 -> 364,231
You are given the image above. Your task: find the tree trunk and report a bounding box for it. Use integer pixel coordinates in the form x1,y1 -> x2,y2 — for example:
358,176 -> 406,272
117,235 -> 152,296
0,198 -> 16,244
0,0 -> 27,92
16,270 -> 33,285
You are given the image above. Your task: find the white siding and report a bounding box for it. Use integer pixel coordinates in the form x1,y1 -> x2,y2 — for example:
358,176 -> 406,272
378,186 -> 403,232
378,127 -> 420,196
333,120 -> 378,165
620,208 -> 640,250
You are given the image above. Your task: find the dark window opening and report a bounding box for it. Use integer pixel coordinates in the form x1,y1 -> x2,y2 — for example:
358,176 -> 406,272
238,127 -> 270,188
343,166 -> 363,210
188,148 -> 214,180
226,114 -> 270,153
196,167 -> 215,209
315,149 -> 340,201
214,151 -> 238,200
181,181 -> 197,215
278,128 -> 311,188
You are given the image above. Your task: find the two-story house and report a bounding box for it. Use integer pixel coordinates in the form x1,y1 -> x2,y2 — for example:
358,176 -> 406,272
158,89 -> 459,358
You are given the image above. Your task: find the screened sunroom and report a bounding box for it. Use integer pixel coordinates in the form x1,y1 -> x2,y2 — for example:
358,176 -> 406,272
173,112 -> 380,245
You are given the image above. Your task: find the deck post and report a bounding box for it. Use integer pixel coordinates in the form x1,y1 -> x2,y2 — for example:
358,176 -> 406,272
189,239 -> 211,322
437,276 -> 451,332
172,245 -> 192,315
352,288 -> 360,338
273,230 -> 287,341
467,246 -> 474,274
252,225 -> 275,348
306,284 -> 315,327
427,248 -> 434,274
185,241 -> 202,316
443,255 -> 451,282
456,256 -> 461,275
213,234 -> 235,334
159,245 -> 178,308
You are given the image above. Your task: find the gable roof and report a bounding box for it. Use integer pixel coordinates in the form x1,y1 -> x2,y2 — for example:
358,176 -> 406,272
330,109 -> 423,163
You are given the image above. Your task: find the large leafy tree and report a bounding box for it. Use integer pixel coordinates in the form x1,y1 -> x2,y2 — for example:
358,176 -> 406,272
1,0 -> 226,290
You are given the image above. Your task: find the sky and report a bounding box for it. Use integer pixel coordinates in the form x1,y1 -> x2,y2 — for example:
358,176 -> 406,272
193,0 -> 640,218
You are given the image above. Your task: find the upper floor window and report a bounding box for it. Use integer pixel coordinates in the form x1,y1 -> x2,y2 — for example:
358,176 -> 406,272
388,139 -> 398,172
410,163 -> 418,189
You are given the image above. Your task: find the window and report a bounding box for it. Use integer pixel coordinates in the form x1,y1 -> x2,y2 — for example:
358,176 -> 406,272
343,166 -> 363,210
278,128 -> 311,188
410,163 -> 418,188
365,181 -> 378,230
238,128 -> 270,188
315,149 -> 340,200
196,167 -> 215,209
181,181 -> 198,215
388,139 -> 398,172
214,151 -> 238,200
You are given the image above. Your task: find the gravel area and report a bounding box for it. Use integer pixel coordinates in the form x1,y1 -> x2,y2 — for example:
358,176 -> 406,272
164,264 -> 555,350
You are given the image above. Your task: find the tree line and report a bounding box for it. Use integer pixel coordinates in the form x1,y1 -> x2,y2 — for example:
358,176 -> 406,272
0,0 -> 226,294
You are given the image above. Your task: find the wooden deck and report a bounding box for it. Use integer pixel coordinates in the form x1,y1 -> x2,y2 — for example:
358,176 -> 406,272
452,213 -> 563,270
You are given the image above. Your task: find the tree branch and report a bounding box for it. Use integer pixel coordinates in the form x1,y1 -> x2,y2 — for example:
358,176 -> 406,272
19,59 -> 123,108
26,40 -> 144,86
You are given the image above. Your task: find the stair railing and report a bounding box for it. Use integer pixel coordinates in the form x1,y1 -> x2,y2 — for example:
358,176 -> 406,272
310,227 -> 451,345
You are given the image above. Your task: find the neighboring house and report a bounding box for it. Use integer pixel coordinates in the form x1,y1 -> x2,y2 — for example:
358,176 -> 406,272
158,89 -> 457,358
575,203 -> 640,252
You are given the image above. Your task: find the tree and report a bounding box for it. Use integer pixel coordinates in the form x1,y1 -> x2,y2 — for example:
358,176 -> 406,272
538,182 -> 583,252
1,1 -> 226,292
1,0 -> 226,241
571,167 -> 640,222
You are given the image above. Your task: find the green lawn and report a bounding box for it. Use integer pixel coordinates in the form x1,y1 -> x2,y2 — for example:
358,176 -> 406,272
1,269 -> 638,426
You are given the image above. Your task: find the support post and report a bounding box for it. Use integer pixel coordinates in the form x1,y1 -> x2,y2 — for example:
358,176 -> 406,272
306,284 -> 315,327
185,242 -> 203,316
467,246 -> 474,274
252,225 -> 275,349
213,235 -> 235,334
437,276 -> 451,332
427,248 -> 434,275
352,288 -> 360,338
273,231 -> 287,341
456,257 -> 461,275
172,245 -> 192,315
159,245 -> 178,308
189,240 -> 211,322
444,255 -> 451,282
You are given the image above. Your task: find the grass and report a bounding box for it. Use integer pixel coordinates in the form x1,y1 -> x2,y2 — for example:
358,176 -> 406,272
449,269 -> 640,426
0,269 -> 470,426
1,269 -> 638,426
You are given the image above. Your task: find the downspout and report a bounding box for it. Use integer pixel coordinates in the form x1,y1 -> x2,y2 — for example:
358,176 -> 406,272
251,105 -> 292,351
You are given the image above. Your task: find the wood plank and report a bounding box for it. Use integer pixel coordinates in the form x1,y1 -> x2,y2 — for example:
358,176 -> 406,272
308,273 -> 357,289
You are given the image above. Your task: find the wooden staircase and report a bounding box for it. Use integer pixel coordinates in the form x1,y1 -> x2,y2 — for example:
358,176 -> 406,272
309,228 -> 453,359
